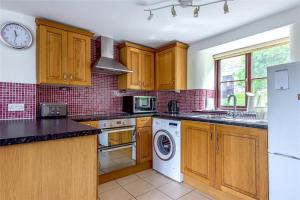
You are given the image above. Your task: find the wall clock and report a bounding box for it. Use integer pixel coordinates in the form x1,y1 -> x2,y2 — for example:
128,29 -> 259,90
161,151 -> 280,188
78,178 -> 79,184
0,22 -> 33,49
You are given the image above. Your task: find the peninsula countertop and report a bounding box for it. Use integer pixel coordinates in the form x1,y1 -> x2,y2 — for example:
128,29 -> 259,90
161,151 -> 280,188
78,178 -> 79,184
0,118 -> 100,146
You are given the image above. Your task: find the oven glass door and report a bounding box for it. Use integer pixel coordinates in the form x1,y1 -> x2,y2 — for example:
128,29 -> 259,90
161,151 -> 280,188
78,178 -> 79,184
98,127 -> 136,174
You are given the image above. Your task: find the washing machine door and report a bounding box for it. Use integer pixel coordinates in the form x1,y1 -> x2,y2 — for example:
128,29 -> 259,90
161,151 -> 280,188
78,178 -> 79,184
153,130 -> 176,161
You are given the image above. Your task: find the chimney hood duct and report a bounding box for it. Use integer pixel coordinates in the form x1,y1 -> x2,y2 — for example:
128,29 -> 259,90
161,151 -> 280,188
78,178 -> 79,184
92,37 -> 132,74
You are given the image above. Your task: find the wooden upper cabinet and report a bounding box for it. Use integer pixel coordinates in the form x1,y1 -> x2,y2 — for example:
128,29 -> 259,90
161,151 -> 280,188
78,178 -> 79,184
156,42 -> 188,90
156,48 -> 175,90
37,25 -> 68,85
68,32 -> 91,86
141,51 -> 155,90
182,121 -> 215,186
127,47 -> 142,89
118,42 -> 155,90
36,18 -> 93,86
215,125 -> 268,200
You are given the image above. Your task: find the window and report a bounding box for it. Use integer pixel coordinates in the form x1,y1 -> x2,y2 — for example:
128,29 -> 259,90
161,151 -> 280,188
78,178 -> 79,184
215,41 -> 290,109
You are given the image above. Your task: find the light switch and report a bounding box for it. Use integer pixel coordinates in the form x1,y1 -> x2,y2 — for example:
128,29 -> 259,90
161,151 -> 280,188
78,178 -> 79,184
8,104 -> 25,111
298,94 -> 300,100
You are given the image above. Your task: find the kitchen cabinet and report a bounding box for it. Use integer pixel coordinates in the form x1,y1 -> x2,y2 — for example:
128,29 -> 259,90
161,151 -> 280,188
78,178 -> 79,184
156,42 -> 188,90
80,121 -> 99,128
0,135 -> 98,200
36,18 -> 93,86
215,124 -> 268,200
182,121 -> 268,200
136,117 -> 152,163
181,121 -> 215,186
118,42 -> 155,90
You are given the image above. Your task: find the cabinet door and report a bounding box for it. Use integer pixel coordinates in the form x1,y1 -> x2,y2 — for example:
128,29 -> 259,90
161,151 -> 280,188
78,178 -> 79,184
38,25 -> 68,85
141,51 -> 154,90
136,127 -> 152,163
156,48 -> 175,90
68,32 -> 91,86
215,125 -> 268,200
126,47 -> 142,89
182,121 -> 215,186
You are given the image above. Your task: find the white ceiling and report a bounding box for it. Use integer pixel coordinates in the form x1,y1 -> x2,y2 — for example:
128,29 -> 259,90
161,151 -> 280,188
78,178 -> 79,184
1,0 -> 300,48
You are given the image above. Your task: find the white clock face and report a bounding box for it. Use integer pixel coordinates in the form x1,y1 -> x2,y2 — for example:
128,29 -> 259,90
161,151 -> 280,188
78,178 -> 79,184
0,22 -> 33,49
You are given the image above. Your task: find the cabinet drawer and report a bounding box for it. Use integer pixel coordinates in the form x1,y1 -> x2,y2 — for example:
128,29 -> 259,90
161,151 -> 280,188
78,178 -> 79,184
80,121 -> 99,128
137,117 -> 152,128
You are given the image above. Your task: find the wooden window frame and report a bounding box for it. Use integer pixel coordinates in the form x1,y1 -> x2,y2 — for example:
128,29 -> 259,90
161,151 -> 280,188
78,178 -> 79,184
214,39 -> 289,110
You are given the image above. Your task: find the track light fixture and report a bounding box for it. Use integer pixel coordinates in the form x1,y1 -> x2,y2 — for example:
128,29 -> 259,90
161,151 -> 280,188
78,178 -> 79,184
148,10 -> 154,20
144,0 -> 233,20
194,6 -> 200,17
171,5 -> 177,17
224,0 -> 229,14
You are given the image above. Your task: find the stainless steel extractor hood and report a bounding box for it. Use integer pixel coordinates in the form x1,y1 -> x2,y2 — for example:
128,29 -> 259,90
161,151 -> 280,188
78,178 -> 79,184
92,36 -> 132,74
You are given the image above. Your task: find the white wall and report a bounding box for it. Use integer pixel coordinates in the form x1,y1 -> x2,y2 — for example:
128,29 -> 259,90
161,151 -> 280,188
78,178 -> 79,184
189,6 -> 300,51
0,9 -> 36,84
290,23 -> 300,62
188,6 -> 300,90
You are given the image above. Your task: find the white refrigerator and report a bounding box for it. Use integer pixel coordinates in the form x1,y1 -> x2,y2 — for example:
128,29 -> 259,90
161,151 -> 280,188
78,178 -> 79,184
268,61 -> 300,200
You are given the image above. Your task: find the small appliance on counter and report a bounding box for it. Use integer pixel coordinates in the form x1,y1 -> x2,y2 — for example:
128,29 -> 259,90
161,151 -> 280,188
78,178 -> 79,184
40,103 -> 67,118
168,100 -> 179,114
122,96 -> 156,113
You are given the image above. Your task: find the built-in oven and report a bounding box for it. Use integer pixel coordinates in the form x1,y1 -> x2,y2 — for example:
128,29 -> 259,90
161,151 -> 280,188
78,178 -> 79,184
98,118 -> 136,174
123,96 -> 156,113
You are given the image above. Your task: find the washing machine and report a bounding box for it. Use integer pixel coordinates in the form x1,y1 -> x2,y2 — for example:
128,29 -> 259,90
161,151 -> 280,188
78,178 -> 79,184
152,118 -> 183,182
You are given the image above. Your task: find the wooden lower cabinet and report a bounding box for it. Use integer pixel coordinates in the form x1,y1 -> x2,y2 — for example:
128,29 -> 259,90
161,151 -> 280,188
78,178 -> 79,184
182,121 -> 268,200
136,117 -> 153,164
0,135 -> 98,200
136,126 -> 152,163
181,121 -> 215,186
215,125 -> 268,200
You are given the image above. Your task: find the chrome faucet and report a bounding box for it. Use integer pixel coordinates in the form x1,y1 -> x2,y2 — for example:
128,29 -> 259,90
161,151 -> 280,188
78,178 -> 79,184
227,94 -> 237,118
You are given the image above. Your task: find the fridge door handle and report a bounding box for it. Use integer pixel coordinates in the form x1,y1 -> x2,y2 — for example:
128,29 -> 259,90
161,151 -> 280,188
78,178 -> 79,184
272,152 -> 300,160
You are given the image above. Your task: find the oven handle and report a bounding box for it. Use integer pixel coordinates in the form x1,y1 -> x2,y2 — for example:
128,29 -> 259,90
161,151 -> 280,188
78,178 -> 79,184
101,126 -> 136,134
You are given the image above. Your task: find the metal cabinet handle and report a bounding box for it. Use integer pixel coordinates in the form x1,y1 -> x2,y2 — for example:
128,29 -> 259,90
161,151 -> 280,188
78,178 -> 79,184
216,132 -> 220,153
63,73 -> 68,81
210,131 -> 213,141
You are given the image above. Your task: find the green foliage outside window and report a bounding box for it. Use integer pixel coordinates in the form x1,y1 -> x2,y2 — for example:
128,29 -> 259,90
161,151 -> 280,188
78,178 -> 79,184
219,42 -> 290,108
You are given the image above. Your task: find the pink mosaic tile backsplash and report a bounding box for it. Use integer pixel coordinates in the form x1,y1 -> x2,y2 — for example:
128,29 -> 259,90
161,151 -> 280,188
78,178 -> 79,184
37,73 -> 154,116
0,82 -> 36,120
0,38 -> 215,120
0,78 -> 214,119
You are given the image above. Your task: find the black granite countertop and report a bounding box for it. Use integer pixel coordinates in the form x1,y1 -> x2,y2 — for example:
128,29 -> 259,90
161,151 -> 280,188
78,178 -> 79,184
72,112 -> 268,129
154,113 -> 268,129
71,112 -> 155,122
0,112 -> 267,147
0,119 -> 100,146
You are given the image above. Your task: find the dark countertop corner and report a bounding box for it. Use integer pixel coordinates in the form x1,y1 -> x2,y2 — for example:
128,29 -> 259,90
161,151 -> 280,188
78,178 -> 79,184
0,118 -> 100,146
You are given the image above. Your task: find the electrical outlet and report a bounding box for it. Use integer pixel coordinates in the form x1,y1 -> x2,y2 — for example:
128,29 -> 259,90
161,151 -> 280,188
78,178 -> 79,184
8,104 -> 25,112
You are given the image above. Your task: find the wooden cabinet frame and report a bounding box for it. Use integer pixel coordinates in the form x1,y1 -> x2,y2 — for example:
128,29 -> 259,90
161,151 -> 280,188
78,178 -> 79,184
182,121 -> 268,200
156,42 -> 188,90
36,18 -> 93,86
118,42 -> 155,90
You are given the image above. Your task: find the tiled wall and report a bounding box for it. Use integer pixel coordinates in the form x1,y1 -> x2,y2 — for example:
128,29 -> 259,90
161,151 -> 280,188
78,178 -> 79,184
0,38 -> 215,120
156,89 -> 215,113
37,73 -> 154,116
0,82 -> 36,120
0,78 -> 214,119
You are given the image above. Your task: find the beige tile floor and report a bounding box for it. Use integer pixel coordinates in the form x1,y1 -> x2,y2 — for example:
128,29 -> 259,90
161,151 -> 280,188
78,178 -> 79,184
99,169 -> 215,200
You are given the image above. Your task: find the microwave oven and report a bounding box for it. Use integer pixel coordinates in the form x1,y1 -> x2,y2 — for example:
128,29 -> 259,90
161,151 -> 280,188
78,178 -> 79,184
122,96 -> 157,113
